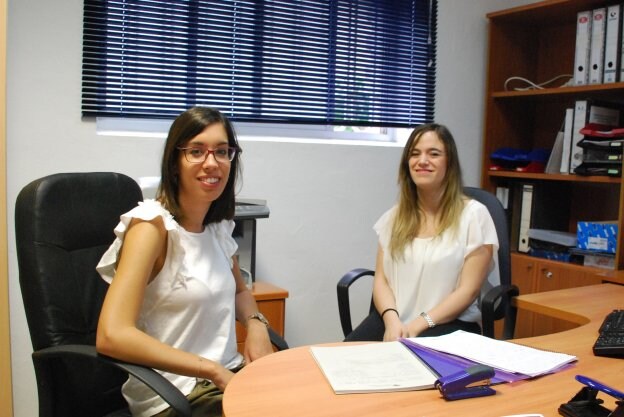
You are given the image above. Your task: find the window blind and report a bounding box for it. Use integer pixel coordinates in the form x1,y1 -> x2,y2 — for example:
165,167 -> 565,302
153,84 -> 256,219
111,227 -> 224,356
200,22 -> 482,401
82,0 -> 436,127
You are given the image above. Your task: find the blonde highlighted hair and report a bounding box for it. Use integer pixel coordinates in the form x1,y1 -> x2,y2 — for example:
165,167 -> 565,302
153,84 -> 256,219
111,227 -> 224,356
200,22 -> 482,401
389,123 -> 465,260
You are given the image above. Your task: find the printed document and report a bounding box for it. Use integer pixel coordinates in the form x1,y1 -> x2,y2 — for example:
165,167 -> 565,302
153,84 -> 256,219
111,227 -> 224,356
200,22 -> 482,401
406,330 -> 577,377
309,342 -> 438,394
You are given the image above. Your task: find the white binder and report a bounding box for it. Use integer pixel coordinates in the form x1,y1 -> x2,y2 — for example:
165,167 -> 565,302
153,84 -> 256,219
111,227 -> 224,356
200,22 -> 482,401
569,100 -> 588,173
574,10 -> 592,85
620,3 -> 624,82
560,107 -> 574,173
589,8 -> 606,84
603,4 -> 621,83
518,184 -> 533,253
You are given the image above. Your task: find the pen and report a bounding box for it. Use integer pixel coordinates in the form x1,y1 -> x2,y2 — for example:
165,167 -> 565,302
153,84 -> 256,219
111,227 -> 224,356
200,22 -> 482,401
575,375 -> 624,400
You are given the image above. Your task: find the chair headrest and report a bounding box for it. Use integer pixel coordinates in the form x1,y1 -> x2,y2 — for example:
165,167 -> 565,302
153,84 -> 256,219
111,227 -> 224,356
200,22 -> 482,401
17,172 -> 143,250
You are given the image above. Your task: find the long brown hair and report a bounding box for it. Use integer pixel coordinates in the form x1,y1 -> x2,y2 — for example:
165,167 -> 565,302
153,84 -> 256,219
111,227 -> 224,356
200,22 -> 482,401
156,107 -> 242,225
389,123 -> 464,259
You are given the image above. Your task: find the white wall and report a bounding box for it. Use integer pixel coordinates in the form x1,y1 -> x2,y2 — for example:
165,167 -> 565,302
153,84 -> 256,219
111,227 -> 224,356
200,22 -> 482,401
6,0 -> 529,415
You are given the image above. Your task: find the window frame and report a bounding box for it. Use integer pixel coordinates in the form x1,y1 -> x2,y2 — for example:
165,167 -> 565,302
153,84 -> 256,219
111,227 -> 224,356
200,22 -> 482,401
83,0 -> 437,138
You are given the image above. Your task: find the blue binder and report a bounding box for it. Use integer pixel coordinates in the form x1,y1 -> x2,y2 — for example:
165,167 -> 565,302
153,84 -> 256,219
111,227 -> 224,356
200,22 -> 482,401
400,338 -> 526,385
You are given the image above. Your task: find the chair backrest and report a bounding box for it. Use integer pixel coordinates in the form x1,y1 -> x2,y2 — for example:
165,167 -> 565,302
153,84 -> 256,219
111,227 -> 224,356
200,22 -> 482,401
463,186 -> 517,339
15,172 -> 143,416
463,187 -> 511,288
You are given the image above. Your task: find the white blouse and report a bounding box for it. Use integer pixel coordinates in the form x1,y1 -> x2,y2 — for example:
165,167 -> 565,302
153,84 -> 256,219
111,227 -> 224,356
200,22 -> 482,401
374,199 -> 499,324
97,199 -> 243,417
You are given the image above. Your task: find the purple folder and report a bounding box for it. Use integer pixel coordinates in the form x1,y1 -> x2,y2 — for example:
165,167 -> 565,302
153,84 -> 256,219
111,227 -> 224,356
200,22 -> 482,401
400,338 -> 528,384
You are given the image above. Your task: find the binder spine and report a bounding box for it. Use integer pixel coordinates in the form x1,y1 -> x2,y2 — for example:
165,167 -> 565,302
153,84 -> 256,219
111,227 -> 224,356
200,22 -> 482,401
589,8 -> 606,85
620,4 -> 624,82
561,108 -> 574,173
574,10 -> 592,86
570,100 -> 588,173
603,4 -> 621,83
518,184 -> 533,253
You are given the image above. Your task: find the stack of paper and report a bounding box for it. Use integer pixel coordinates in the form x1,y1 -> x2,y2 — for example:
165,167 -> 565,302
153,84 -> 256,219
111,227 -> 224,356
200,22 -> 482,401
405,330 -> 577,378
310,342 -> 437,394
400,338 -> 525,384
310,331 -> 578,395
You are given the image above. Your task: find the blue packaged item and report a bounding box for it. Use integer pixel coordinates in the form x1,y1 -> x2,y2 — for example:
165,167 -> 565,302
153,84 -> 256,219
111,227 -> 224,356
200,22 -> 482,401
491,148 -> 529,163
528,248 -> 573,262
490,148 -> 550,170
526,148 -> 551,163
577,221 -> 618,254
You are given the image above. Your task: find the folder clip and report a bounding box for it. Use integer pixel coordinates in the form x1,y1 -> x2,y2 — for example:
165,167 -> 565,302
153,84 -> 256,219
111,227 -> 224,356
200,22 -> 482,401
435,364 -> 496,401
558,375 -> 624,417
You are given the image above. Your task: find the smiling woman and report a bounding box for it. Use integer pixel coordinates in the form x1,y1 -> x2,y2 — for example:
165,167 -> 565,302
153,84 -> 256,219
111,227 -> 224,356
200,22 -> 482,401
173,123 -> 236,226
95,107 -> 273,417
156,108 -> 242,229
345,124 -> 499,344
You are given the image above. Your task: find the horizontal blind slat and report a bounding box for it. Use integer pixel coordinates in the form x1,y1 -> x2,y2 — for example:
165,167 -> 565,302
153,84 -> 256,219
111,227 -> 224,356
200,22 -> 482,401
82,0 -> 436,128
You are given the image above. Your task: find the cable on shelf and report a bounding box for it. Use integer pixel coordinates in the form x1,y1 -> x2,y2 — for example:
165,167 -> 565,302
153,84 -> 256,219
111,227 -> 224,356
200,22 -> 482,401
503,74 -> 573,91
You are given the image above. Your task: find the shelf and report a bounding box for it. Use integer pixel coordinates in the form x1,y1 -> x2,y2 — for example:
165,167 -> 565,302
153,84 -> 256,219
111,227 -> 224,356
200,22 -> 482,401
487,0 -> 624,25
492,83 -> 624,100
484,0 -> 624,275
488,171 -> 621,183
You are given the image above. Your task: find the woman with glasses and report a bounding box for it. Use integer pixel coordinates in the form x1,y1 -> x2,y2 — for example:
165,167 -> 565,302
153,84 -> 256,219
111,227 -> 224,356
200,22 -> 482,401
96,107 -> 273,417
346,123 -> 499,342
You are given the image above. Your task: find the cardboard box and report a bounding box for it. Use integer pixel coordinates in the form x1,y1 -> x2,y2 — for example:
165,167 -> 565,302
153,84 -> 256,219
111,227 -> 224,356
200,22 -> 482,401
583,252 -> 615,269
577,221 -> 618,254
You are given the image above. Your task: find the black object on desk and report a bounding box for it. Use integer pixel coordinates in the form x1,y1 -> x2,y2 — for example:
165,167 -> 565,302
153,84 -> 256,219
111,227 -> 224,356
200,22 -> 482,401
593,309 -> 624,358
559,375 -> 624,417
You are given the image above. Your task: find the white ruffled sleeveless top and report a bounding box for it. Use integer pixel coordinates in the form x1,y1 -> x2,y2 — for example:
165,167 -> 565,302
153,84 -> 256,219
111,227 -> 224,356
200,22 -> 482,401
97,199 -> 243,417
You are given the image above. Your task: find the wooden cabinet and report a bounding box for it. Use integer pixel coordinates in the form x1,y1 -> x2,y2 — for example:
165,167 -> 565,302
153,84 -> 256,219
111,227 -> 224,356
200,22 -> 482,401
511,254 -> 602,337
236,281 -> 288,353
483,1 -> 624,336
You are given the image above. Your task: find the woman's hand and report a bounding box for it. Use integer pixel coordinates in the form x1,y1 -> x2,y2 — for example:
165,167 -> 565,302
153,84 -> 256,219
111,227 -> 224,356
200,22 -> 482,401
209,363 -> 236,392
243,320 -> 273,363
404,319 -> 428,338
382,313 -> 404,341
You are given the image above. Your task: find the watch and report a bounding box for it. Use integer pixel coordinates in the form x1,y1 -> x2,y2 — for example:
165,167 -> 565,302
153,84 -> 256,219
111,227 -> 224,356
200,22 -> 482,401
420,312 -> 436,328
247,312 -> 269,327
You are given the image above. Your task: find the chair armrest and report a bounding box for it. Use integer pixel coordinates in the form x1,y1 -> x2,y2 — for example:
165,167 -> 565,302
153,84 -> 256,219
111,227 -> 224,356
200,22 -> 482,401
33,344 -> 192,417
268,327 -> 289,351
481,284 -> 519,340
337,268 -> 375,338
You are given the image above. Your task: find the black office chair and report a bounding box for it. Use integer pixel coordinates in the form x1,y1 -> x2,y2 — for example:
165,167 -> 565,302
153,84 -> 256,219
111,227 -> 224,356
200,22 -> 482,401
15,172 -> 287,417
337,186 -> 519,341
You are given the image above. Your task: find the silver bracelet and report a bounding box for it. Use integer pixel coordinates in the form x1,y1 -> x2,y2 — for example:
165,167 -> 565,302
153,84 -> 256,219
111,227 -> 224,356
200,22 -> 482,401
420,312 -> 436,328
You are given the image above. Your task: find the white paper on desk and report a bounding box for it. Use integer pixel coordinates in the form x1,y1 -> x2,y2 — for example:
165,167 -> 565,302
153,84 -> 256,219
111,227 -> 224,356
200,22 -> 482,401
309,342 -> 438,394
406,330 -> 577,377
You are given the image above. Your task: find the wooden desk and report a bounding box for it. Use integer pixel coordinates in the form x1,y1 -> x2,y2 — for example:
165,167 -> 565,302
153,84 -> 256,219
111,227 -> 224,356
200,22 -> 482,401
224,284 -> 624,417
236,281 -> 288,353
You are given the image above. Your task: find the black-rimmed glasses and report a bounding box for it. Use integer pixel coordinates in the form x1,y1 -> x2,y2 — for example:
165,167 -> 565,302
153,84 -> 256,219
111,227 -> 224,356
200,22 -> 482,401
177,146 -> 239,164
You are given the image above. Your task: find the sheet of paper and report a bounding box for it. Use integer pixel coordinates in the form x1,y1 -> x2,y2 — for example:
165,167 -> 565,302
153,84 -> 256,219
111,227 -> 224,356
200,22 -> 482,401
400,338 -> 526,384
309,341 -> 438,394
406,330 -> 577,377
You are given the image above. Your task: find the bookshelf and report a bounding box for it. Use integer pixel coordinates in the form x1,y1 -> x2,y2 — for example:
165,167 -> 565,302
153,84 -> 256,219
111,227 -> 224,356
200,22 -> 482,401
483,0 -> 624,337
